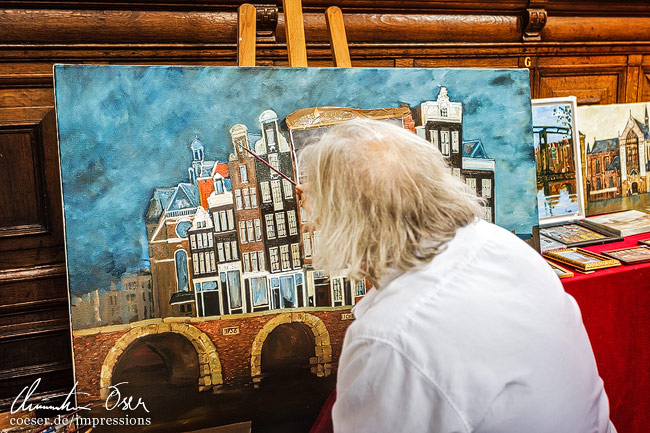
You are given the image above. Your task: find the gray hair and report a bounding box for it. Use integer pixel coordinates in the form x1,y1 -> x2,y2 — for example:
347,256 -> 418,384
298,118 -> 482,286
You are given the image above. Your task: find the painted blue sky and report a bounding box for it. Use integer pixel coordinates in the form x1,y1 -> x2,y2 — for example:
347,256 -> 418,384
55,65 -> 536,294
532,103 -> 572,148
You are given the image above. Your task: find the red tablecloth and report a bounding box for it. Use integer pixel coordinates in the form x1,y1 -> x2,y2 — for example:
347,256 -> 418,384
312,234 -> 650,433
561,233 -> 650,433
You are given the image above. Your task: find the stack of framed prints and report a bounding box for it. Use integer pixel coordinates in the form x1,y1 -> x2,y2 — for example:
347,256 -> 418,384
543,248 -> 621,273
586,209 -> 650,237
532,97 -> 622,252
601,245 -> 650,265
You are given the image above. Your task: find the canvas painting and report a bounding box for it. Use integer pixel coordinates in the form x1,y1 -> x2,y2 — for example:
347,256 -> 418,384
577,101 -> 650,216
532,97 -> 584,223
54,65 -> 537,432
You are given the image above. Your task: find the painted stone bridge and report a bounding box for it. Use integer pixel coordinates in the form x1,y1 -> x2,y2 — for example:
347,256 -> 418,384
72,307 -> 353,402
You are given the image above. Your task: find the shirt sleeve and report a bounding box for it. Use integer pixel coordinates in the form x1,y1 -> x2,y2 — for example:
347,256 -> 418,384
332,336 -> 470,433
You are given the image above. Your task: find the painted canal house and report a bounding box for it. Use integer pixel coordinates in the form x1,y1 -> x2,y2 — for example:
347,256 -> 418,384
251,110 -> 305,310
413,87 -> 496,222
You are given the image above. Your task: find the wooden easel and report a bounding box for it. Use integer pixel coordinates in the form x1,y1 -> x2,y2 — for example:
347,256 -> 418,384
236,0 -> 351,67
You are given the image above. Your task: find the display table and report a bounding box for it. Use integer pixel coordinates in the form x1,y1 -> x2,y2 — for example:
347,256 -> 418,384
560,233 -> 650,433
311,234 -> 650,433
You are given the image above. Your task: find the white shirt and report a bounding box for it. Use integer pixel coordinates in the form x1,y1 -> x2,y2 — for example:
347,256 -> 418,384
332,220 -> 615,433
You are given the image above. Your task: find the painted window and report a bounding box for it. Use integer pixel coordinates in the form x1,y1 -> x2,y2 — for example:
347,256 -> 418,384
303,233 -> 312,258
430,129 -> 439,149
206,233 -> 213,248
235,189 -> 243,209
452,130 -> 459,153
224,241 -> 231,261
300,207 -> 309,223
332,279 -> 343,302
217,243 -> 225,262
240,165 -> 248,183
276,212 -> 287,237
452,168 -> 461,178
280,245 -> 291,271
176,221 -> 191,238
251,277 -> 269,307
265,214 -> 276,239
258,251 -> 265,271
197,233 -> 204,249
483,206 -> 492,223
243,252 -> 251,272
227,271 -> 242,310
271,180 -> 284,211
269,247 -> 280,272
246,220 -> 255,242
254,218 -> 262,241
231,241 -> 239,259
441,107 -> 448,117
465,177 -> 477,192
355,280 -> 366,297
198,252 -> 205,273
441,130 -> 450,156
608,177 -> 614,188
596,177 -> 602,190
595,159 -> 601,174
251,251 -> 259,272
283,179 -> 293,198
250,187 -> 258,208
243,188 -> 251,209
260,181 -> 272,203
215,179 -> 224,194
266,126 -> 276,146
213,213 -> 221,232
210,251 -> 216,271
287,210 -> 298,235
481,179 -> 492,198
190,234 -> 197,249
291,243 -> 301,269
269,154 -> 280,175
175,250 -> 189,292
192,253 -> 199,274
239,221 -> 247,243
280,276 -> 295,308
221,210 -> 229,231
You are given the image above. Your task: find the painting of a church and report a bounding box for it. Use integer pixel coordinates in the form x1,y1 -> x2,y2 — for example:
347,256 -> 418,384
577,102 -> 650,215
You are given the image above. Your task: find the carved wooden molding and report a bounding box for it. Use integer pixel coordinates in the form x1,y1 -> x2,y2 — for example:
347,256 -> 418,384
0,263 -> 66,283
255,4 -> 278,42
523,7 -> 547,42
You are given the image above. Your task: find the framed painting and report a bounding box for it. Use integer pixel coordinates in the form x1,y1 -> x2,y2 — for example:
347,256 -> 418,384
538,221 -> 621,247
545,259 -> 574,278
532,97 -> 585,224
601,245 -> 650,264
542,248 -> 621,272
577,102 -> 650,216
54,65 -> 537,432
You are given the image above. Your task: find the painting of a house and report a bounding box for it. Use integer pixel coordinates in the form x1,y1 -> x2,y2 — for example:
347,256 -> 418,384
54,65 -> 537,432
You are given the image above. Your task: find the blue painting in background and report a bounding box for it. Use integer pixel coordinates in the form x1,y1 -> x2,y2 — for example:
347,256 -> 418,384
55,65 -> 537,298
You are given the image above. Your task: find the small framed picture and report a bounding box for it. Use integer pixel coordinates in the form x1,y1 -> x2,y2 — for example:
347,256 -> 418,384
639,238 -> 650,247
542,248 -> 621,272
545,259 -> 574,279
601,245 -> 650,265
539,222 -> 622,248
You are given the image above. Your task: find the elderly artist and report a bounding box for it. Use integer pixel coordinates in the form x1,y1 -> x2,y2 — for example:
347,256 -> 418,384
298,119 -> 615,433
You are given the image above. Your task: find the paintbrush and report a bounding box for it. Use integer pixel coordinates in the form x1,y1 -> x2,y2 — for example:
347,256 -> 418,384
239,146 -> 297,187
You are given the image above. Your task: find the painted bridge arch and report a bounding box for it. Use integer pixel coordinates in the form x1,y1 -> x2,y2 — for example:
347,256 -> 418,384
250,312 -> 332,379
99,322 -> 223,399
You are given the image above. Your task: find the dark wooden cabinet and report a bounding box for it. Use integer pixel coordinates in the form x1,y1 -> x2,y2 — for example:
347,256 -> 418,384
2,0 -> 650,413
